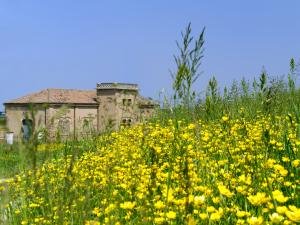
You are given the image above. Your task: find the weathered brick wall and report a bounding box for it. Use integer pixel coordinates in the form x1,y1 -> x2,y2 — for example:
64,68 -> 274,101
5,105 -> 46,141
74,106 -> 98,137
5,104 -> 98,141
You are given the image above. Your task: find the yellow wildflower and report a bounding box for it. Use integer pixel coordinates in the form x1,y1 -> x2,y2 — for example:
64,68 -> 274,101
166,211 -> 176,219
154,200 -> 165,210
292,159 -> 300,167
285,205 -> 300,223
276,206 -> 288,214
247,192 -> 269,206
199,213 -> 208,220
236,219 -> 246,224
272,190 -> 289,203
85,220 -> 100,225
212,197 -> 221,204
120,201 -> 136,210
188,123 -> 196,130
269,212 -> 284,224
154,217 -> 164,224
207,206 -> 216,213
247,216 -> 263,225
218,183 -> 234,198
29,203 -> 39,208
222,116 -> 229,122
210,212 -> 222,221
236,210 -> 249,218
92,207 -> 101,217
194,195 -> 205,206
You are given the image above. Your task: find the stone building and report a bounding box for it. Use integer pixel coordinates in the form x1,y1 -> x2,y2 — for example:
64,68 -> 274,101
4,83 -> 157,140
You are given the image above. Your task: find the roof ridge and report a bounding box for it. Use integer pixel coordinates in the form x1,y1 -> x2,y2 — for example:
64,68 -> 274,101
45,88 -> 94,91
5,88 -> 97,104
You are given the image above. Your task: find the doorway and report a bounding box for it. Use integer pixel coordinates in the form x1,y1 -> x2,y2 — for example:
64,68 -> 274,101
22,119 -> 33,141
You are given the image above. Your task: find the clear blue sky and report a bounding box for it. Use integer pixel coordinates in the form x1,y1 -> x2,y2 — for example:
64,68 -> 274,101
1,1 -> 300,110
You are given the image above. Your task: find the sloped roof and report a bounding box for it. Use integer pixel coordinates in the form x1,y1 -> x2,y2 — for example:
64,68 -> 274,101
5,89 -> 98,105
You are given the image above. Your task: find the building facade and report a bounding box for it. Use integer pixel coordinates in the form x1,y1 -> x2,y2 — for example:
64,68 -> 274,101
4,83 -> 157,140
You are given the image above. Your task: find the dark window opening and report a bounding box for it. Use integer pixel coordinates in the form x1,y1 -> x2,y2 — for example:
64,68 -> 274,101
123,99 -> 132,106
121,118 -> 132,127
22,119 -> 33,141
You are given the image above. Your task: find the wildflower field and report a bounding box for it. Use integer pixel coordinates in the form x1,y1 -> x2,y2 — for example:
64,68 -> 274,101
0,25 -> 299,224
1,112 -> 299,224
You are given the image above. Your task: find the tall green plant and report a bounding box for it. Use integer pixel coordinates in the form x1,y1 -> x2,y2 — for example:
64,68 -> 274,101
171,23 -> 205,109
204,76 -> 221,119
288,58 -> 296,93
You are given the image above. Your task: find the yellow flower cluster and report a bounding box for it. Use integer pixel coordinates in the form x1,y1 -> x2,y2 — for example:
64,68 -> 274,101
2,114 -> 300,224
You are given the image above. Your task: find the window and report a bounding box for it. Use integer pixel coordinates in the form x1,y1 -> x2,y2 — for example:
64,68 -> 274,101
121,118 -> 132,127
123,99 -> 132,106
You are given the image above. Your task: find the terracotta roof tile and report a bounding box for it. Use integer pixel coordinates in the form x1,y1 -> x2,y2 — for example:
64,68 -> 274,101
5,89 -> 98,105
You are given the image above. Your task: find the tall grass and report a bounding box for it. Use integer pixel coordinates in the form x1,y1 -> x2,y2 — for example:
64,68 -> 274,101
0,117 -> 5,127
158,61 -> 300,124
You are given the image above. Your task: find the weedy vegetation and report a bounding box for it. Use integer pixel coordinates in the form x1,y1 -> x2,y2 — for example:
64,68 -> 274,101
0,24 -> 300,225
